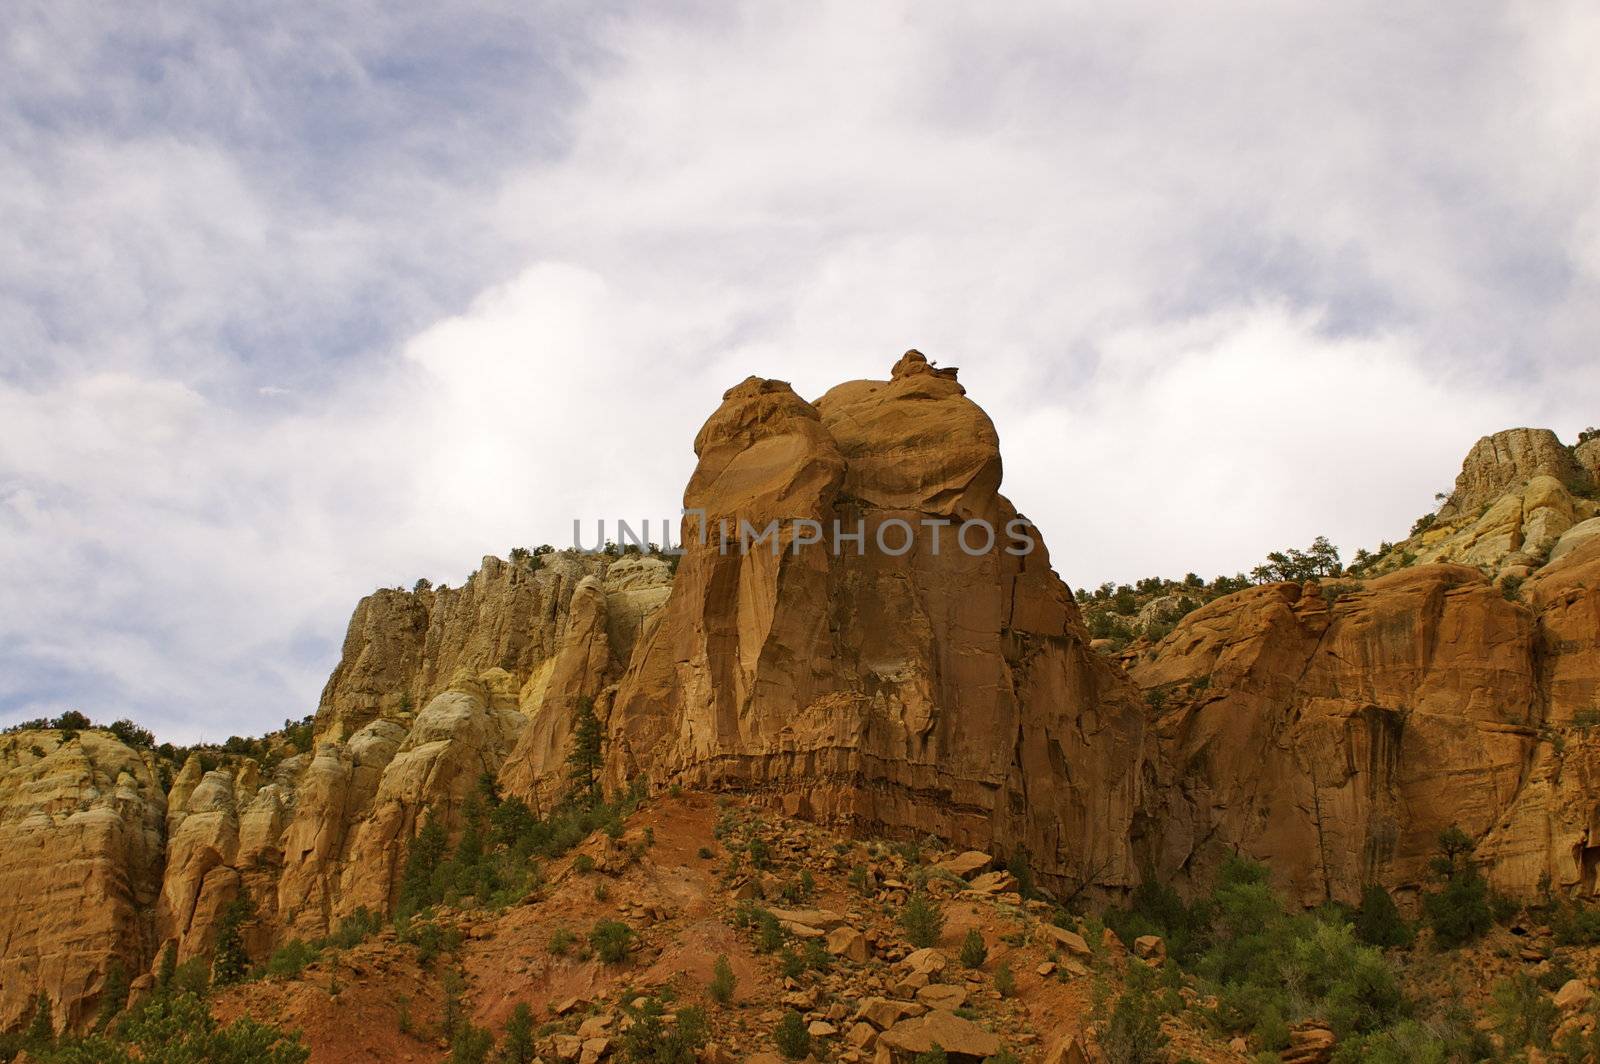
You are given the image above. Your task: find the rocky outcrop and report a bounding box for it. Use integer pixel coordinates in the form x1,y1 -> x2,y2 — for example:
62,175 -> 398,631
338,679 -> 526,915
0,731 -> 165,1031
1130,566 -> 1538,905
1371,428 -> 1600,583
1574,436 -> 1600,485
1130,531 -> 1600,905
8,363 -> 1599,1036
1436,428 -> 1590,521
138,551 -> 674,972
315,552 -> 659,740
587,352 -> 1147,894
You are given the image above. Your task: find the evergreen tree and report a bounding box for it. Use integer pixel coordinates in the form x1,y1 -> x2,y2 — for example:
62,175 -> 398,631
212,893 -> 255,985
500,1002 -> 536,1064
95,957 -> 131,1030
399,816 -> 449,914
566,696 -> 604,806
24,992 -> 54,1048
156,941 -> 178,988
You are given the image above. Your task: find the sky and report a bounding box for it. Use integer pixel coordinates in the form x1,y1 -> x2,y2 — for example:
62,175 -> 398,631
2,1 -> 1597,742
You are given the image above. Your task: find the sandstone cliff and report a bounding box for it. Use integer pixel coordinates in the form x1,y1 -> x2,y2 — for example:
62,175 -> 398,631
1128,533 -> 1600,908
132,551 -> 675,1009
0,730 -> 165,1031
3,360 -> 1596,1035
587,352 -> 1147,895
1377,427 -> 1600,582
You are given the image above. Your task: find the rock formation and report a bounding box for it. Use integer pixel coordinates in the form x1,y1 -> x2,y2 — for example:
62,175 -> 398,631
1128,532 -> 1600,907
589,352 -> 1147,894
2,354 -> 1597,1033
1436,428 -> 1591,521
0,731 -> 165,1031
1383,428 -> 1600,585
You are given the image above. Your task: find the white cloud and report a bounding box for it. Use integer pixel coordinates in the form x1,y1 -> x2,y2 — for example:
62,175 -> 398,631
2,1 -> 1598,739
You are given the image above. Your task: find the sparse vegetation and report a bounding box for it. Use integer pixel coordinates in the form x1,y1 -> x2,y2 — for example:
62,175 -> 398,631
959,928 -> 988,968
900,891 -> 945,948
709,954 -> 736,1004
589,918 -> 634,963
773,1009 -> 810,1059
1421,826 -> 1493,949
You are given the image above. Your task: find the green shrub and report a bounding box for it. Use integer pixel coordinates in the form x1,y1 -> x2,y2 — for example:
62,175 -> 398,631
619,995 -> 708,1064
1353,885 -> 1412,948
1492,972 -> 1558,1050
959,928 -> 988,968
773,1010 -> 810,1059
500,1002 -> 535,1064
779,947 -> 806,980
265,939 -> 320,979
212,894 -> 254,986
328,906 -> 380,950
566,696 -> 604,805
1331,1019 -> 1448,1064
548,927 -> 577,956
900,892 -> 945,949
449,1022 -> 494,1064
748,837 -> 772,870
94,958 -> 131,1031
1552,899 -> 1600,945
590,919 -> 633,964
107,990 -> 309,1064
1422,865 -> 1492,949
709,954 -> 736,1005
1006,848 -> 1036,898
914,1047 -> 949,1064
757,910 -> 785,953
994,960 -> 1015,997
1100,983 -> 1168,1064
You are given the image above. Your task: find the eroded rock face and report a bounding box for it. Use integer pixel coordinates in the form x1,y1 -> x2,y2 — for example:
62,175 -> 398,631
337,680 -> 526,915
316,553 -> 637,740
1437,428 -> 1590,520
1131,536 -> 1600,904
0,731 -> 165,1031
1131,566 -> 1538,905
596,352 -> 1147,893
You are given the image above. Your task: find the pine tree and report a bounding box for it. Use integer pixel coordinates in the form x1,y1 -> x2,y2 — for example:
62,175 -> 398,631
24,992 -> 54,1048
95,957 -> 131,1030
212,892 -> 255,985
399,816 -> 448,914
566,696 -> 603,806
155,941 -> 178,988
500,1002 -> 535,1064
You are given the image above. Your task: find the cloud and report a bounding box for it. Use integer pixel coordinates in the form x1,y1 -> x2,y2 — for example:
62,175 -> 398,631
2,1 -> 1597,740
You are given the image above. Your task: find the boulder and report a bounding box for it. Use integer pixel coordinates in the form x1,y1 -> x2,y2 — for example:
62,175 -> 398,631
1555,979 -> 1593,1011
857,998 -> 913,1030
1037,925 -> 1092,958
934,851 -> 993,879
879,1010 -> 1001,1060
827,925 -> 871,962
916,984 -> 967,1010
901,948 -> 947,976
1133,934 -> 1165,960
1043,1036 -> 1089,1064
968,871 -> 1019,895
